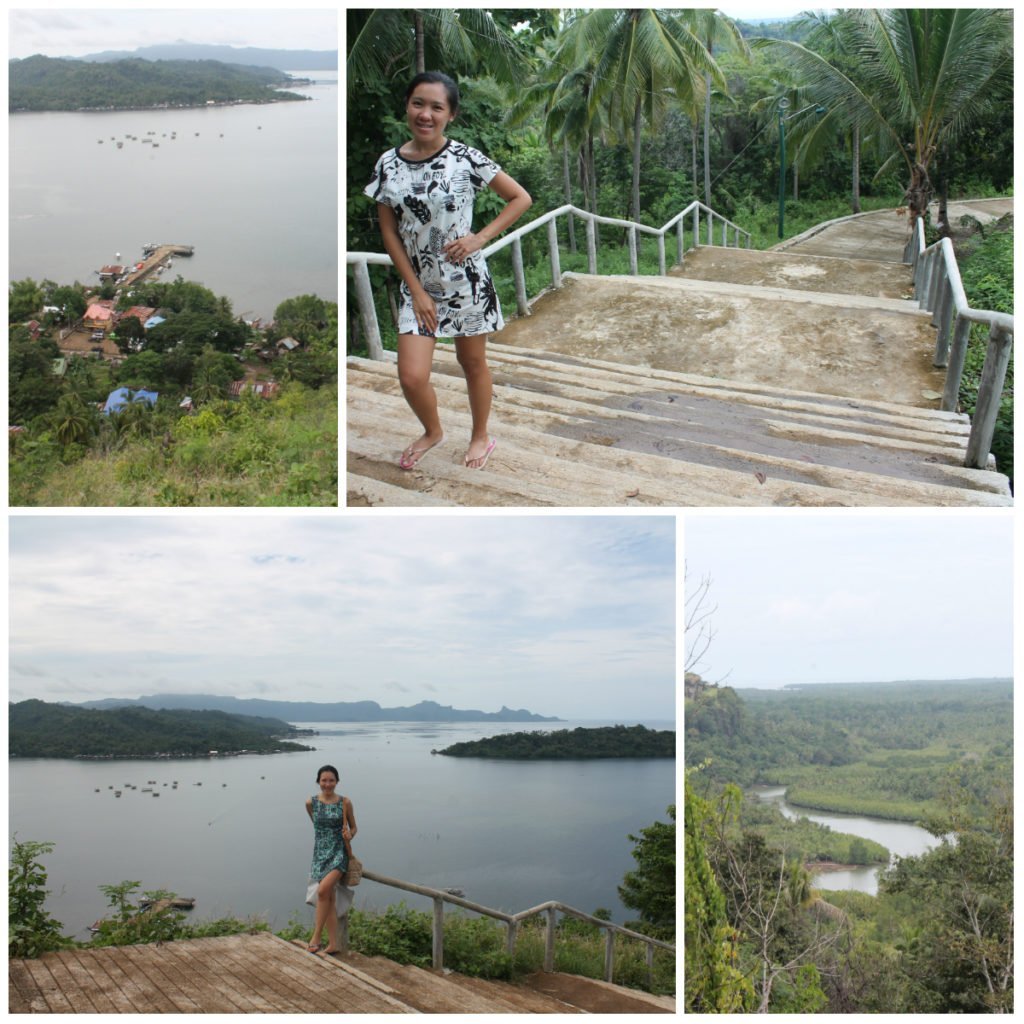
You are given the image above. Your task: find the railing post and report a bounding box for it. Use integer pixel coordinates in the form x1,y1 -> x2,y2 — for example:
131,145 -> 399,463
604,929 -> 615,982
432,896 -> 444,970
692,205 -> 700,247
338,913 -> 350,954
628,225 -> 638,275
942,315 -> 972,412
585,216 -> 597,274
965,323 -> 1013,469
918,251 -> 933,310
933,279 -> 954,366
511,237 -> 530,317
547,217 -> 561,290
506,920 -> 517,958
645,943 -> 654,989
352,261 -> 384,361
544,908 -> 557,973
927,255 -> 943,318
657,233 -> 666,276
676,219 -> 684,265
706,209 -> 712,245
721,218 -> 727,246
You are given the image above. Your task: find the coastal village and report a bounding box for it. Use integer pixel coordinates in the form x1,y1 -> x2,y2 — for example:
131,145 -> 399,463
20,242 -> 298,419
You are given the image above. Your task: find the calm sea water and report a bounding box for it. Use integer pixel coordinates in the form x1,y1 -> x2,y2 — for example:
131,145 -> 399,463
9,719 -> 675,940
9,72 -> 337,320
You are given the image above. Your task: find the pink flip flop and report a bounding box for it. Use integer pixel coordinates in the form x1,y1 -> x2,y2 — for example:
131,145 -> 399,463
399,434 -> 445,471
465,438 -> 496,470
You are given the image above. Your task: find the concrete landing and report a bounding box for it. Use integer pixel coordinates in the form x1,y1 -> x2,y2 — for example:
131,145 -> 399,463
669,246 -> 913,300
492,273 -> 945,407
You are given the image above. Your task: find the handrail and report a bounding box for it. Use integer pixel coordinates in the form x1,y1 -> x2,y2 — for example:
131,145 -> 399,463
335,868 -> 673,986
903,217 -> 1013,470
347,200 -> 750,362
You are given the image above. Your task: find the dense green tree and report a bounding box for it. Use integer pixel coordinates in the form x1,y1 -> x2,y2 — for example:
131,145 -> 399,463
49,285 -> 87,325
50,393 -> 97,447
9,330 -> 62,423
9,278 -> 45,323
758,9 -> 1013,226
684,774 -> 753,1011
619,805 -> 675,941
115,315 -> 146,354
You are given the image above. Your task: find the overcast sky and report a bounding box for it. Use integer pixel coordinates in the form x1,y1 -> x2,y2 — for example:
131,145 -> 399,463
8,8 -> 338,60
9,515 -> 676,721
685,513 -> 1014,689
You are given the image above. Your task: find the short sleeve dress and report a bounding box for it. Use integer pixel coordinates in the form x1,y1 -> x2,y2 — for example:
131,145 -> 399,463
310,795 -> 349,882
364,140 -> 505,338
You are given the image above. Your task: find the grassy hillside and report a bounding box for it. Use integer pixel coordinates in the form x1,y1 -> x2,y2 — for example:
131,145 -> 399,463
9,383 -> 337,506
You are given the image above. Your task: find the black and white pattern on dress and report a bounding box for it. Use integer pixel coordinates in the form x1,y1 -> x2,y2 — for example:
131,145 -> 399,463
365,140 -> 505,337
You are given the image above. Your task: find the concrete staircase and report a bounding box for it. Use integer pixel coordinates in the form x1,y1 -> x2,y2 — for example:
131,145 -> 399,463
347,235 -> 1012,507
298,944 -> 674,1013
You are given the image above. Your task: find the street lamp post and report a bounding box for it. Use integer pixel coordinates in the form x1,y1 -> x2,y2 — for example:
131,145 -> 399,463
777,97 -> 790,239
777,99 -> 826,240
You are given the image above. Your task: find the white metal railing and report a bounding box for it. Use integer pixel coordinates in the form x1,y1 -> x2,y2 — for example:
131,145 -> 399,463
904,219 -> 1013,470
335,868 -> 674,986
347,201 -> 751,362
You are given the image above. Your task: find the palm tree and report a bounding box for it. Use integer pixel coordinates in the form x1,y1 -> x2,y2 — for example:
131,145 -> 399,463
52,394 -> 95,447
564,9 -> 723,222
684,10 -> 748,210
759,9 -> 1013,230
347,9 -> 525,93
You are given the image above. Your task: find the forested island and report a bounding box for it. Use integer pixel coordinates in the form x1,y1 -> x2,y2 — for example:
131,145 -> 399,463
437,724 -> 674,760
9,55 -> 310,112
686,676 -> 1013,1012
9,699 -> 314,758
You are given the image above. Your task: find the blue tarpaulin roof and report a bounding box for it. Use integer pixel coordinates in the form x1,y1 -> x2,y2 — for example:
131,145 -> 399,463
144,315 -> 166,329
104,388 -> 159,415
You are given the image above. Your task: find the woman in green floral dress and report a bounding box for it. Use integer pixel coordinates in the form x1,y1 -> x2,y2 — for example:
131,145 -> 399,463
305,764 -> 357,954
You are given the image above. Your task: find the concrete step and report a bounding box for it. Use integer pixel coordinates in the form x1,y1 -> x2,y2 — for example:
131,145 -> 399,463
492,273 -> 947,406
346,346 -> 1009,507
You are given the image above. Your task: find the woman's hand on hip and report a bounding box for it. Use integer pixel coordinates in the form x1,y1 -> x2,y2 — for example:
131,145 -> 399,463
411,288 -> 438,336
443,232 -> 484,265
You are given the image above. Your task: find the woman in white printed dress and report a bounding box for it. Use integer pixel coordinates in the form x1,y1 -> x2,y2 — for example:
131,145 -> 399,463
364,72 -> 532,470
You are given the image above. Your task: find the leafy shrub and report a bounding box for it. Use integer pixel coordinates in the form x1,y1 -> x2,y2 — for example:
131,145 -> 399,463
9,838 -> 69,958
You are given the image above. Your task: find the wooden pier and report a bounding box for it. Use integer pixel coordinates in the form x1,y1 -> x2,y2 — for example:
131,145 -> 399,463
119,245 -> 193,288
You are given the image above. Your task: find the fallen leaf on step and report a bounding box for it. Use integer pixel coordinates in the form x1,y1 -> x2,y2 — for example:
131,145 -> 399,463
626,488 -> 640,498
754,472 -> 767,484
921,389 -> 943,401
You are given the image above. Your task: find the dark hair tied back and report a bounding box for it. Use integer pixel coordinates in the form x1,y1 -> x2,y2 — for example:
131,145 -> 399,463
405,71 -> 460,114
316,764 -> 339,782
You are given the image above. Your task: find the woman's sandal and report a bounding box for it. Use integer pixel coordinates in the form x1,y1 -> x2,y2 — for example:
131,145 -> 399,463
465,438 -> 496,470
399,434 -> 445,471
306,942 -> 322,954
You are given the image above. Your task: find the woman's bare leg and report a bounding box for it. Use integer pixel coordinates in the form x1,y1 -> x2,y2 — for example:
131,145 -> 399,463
455,335 -> 493,467
310,869 -> 342,951
396,334 -> 443,466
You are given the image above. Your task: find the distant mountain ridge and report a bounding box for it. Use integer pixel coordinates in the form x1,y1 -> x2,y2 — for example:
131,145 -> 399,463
77,43 -> 338,71
74,694 -> 561,723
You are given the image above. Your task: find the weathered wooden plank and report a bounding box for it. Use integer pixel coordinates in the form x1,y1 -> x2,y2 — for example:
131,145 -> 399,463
37,952 -> 100,1013
162,938 -> 275,1012
63,948 -> 137,1013
87,946 -> 170,1013
271,943 -> 406,1014
8,958 -> 49,1013
61,949 -> 120,1013
21,958 -> 75,1013
198,936 -> 314,1013
119,944 -> 203,1013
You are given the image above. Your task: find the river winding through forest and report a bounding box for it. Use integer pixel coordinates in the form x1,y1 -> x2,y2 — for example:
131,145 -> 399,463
752,786 -> 938,895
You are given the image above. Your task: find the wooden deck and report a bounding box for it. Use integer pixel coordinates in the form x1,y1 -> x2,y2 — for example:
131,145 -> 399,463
8,932 -> 414,1014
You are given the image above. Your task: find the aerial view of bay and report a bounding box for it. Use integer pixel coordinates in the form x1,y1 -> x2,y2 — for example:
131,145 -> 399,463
9,71 -> 337,321
9,718 -> 674,940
